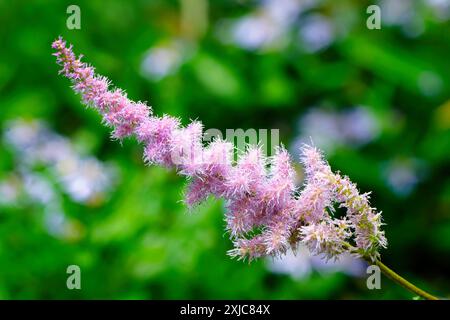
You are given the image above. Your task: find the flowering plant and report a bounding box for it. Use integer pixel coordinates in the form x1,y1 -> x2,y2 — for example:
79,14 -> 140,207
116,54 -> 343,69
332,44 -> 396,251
52,37 -> 439,300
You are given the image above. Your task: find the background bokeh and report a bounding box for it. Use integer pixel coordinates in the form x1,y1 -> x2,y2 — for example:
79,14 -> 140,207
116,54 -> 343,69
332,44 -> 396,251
0,0 -> 449,299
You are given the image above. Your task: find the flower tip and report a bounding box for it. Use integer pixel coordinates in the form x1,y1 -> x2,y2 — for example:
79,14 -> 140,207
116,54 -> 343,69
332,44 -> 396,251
51,36 -> 65,49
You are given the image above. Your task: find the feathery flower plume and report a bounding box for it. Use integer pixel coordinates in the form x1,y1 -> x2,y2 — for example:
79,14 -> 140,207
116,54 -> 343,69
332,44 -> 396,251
297,145 -> 387,261
52,37 -> 387,262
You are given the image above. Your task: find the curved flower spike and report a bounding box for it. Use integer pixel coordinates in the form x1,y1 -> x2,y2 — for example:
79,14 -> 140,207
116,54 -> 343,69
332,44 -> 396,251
52,37 -> 386,262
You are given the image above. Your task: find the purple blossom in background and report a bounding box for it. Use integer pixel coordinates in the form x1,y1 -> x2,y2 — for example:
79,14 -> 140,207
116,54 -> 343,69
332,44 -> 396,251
52,37 -> 387,262
1,119 -> 119,240
379,0 -> 450,37
217,0 -> 315,51
140,40 -> 192,81
298,14 -> 334,53
267,244 -> 367,279
291,106 -> 380,156
383,158 -> 426,197
3,119 -> 117,204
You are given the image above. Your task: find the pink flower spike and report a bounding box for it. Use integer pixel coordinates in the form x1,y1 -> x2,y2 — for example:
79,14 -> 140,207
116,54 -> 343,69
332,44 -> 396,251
52,37 -> 388,262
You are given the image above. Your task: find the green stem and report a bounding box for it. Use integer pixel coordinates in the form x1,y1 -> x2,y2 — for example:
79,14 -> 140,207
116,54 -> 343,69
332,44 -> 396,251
365,258 -> 439,300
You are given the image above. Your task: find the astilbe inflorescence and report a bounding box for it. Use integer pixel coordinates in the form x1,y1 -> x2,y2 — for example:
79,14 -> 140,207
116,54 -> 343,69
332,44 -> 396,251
52,37 -> 387,262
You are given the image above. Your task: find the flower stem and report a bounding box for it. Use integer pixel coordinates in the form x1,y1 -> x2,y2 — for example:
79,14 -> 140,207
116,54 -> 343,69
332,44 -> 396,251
366,258 -> 439,300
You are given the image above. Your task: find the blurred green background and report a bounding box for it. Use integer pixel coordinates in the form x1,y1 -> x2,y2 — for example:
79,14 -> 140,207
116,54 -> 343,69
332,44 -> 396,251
0,0 -> 449,299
